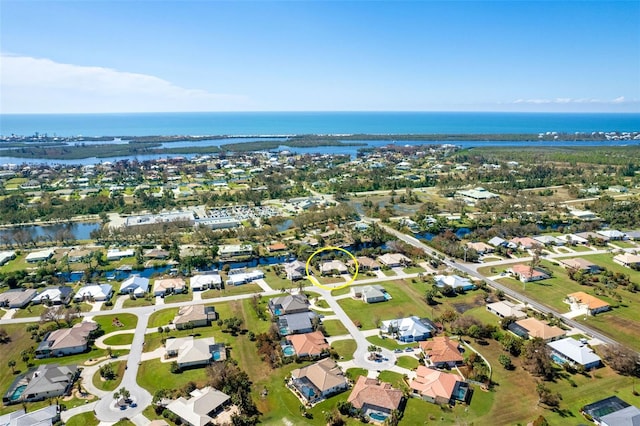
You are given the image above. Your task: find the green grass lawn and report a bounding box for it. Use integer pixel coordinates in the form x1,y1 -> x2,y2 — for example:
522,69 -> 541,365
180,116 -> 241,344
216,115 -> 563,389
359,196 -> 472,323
148,307 -> 179,328
377,370 -> 407,389
322,320 -> 348,337
314,298 -> 330,309
571,245 -> 595,252
396,356 -> 419,370
91,360 -> 126,391
382,269 -> 397,277
137,358 -> 210,394
122,297 -> 155,308
164,291 -> 193,303
263,269 -> 298,290
93,313 -> 138,334
0,253 -> 32,273
202,283 -> 263,298
12,303 -> 48,318
113,420 -> 136,426
330,339 -> 357,361
403,266 -> 426,274
367,335 -> 416,351
102,333 -> 134,346
60,411 -> 99,426
345,368 -> 368,381
611,241 -> 637,249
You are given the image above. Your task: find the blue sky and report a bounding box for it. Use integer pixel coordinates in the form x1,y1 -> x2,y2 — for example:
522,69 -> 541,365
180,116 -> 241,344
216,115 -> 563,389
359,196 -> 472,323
1,1 -> 639,113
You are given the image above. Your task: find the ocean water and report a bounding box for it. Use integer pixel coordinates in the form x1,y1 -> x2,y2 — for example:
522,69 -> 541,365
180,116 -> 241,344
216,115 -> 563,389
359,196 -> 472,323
1,111 -> 639,137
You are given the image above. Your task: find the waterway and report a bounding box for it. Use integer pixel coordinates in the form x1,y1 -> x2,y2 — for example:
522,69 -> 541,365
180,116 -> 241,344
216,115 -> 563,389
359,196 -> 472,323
0,222 -> 101,242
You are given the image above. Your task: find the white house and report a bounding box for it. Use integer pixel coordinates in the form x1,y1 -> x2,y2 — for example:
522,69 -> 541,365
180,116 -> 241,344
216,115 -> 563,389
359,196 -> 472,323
380,316 -> 436,342
32,286 -> 73,305
547,338 -> 602,370
225,269 -> 264,286
25,248 -> 55,263
119,275 -> 149,296
165,336 -> 216,368
0,251 -> 16,266
190,273 -> 222,291
166,387 -> 231,426
434,275 -> 476,291
73,284 -> 113,302
106,249 -> 135,261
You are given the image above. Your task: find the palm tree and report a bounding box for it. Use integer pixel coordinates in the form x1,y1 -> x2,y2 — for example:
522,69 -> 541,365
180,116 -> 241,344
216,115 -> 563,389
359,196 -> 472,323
8,360 -> 16,374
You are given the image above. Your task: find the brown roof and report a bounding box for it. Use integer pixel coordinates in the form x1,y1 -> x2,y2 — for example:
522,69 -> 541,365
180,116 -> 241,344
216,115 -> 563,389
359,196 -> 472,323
515,318 -> 566,340
410,366 -> 461,400
560,258 -> 598,270
288,331 -> 330,356
268,242 -> 287,252
154,278 -> 186,292
567,292 -> 610,310
348,377 -> 403,411
419,336 -> 463,364
355,256 -> 380,269
290,358 -> 347,393
46,321 -> 97,350
174,304 -> 208,326
510,264 -> 548,279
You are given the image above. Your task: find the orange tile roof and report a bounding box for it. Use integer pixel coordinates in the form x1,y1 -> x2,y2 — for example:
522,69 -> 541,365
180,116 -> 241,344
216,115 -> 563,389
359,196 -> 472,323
288,331 -> 330,356
515,318 -> 565,340
567,292 -> 610,310
348,377 -> 403,411
268,242 -> 287,252
410,366 -> 461,400
419,336 -> 463,364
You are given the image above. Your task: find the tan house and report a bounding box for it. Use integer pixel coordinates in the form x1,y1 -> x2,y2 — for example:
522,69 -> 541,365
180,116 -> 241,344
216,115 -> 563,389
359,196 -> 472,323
509,318 -> 566,342
165,336 -> 216,368
166,386 -> 233,426
613,253 -> 640,268
287,331 -> 330,358
377,253 -> 412,267
350,256 -> 380,271
560,258 -> 602,274
154,278 -> 186,297
565,292 -> 611,315
289,358 -> 348,403
410,366 -> 466,405
419,336 -> 464,368
508,264 -> 550,283
173,305 -> 217,330
348,377 -> 404,422
35,322 -> 98,358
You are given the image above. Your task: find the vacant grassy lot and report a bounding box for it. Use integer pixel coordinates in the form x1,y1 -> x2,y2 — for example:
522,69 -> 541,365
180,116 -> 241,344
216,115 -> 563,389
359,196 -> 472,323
202,283 -> 262,298
64,412 -> 100,426
12,303 -> 48,318
137,358 -> 209,394
94,313 -> 138,334
322,320 -> 348,336
122,297 -> 155,308
148,307 -> 179,328
330,339 -> 357,361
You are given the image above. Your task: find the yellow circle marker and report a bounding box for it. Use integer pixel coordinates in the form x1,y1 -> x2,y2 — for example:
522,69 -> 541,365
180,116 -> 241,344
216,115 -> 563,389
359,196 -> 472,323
306,246 -> 359,291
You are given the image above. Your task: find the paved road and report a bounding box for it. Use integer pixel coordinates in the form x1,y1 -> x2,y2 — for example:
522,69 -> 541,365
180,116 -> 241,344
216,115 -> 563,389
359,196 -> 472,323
370,218 -> 620,347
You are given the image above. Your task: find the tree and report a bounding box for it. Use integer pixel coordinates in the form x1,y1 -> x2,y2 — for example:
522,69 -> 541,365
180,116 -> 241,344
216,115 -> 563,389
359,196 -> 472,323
8,360 -> 16,374
522,338 -> 554,379
0,328 -> 9,344
170,361 -> 181,374
536,382 -> 561,407
99,363 -> 116,380
498,354 -> 513,370
599,344 -> 640,376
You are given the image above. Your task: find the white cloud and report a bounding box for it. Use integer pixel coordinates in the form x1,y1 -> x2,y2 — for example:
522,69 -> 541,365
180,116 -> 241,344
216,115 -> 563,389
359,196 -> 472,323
0,54 -> 252,113
513,97 -> 632,105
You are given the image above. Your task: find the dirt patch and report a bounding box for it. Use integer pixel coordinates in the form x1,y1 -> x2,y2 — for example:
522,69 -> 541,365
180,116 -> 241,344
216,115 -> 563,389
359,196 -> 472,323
452,295 -> 486,313
84,355 -> 110,366
63,389 -> 96,401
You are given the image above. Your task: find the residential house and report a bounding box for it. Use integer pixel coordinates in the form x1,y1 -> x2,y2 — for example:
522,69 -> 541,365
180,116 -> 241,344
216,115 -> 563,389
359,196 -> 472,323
66,248 -> 94,263
218,244 -> 253,258
73,284 -> 113,302
547,337 -> 602,370
434,275 -> 476,291
508,264 -> 550,283
225,269 -> 264,286
466,242 -> 494,255
173,305 -> 217,330
410,366 -> 468,405
166,386 -> 232,426
320,260 -> 348,275
268,294 -> 309,316
533,235 -> 564,246
597,229 -> 626,240
486,300 -> 527,319
165,336 -> 216,368
583,396 -> 640,426
0,289 -> 37,308
351,256 -> 380,271
119,275 -> 149,296
190,273 -> 222,291
267,242 -> 287,253
419,336 -> 464,368
286,331 -> 330,358
613,253 -> 640,269
3,364 -> 78,404
625,230 -> 640,241
487,236 -> 508,248
284,260 -> 307,281
32,286 -> 73,305
153,278 -> 186,297
565,292 -> 611,315
377,253 -> 412,267
559,258 -> 602,274
348,377 -> 404,422
289,358 -> 348,404
278,312 -> 316,335
143,249 -> 170,260
0,251 -> 16,266
575,231 -> 608,243
0,405 -> 59,424
600,405 -> 640,426
25,249 -> 55,263
351,285 -> 389,304
509,237 -> 540,250
508,318 -> 566,342
35,322 -> 98,358
454,187 -> 499,204
380,316 -> 436,342
557,234 -> 589,246
106,249 -> 135,261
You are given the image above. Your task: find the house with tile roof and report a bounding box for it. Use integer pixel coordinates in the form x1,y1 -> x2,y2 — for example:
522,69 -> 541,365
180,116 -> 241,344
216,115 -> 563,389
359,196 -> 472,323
3,364 -> 79,403
486,300 -> 527,319
173,305 -> 217,330
613,253 -> 640,269
153,278 -> 186,297
419,336 -> 464,368
410,366 -> 467,405
269,294 -> 310,316
508,264 -> 550,283
165,336 -> 216,368
348,377 -> 404,422
289,358 -> 348,404
565,292 -> 611,315
320,260 -> 348,275
559,258 -> 602,274
286,331 -> 330,358
377,253 -> 412,267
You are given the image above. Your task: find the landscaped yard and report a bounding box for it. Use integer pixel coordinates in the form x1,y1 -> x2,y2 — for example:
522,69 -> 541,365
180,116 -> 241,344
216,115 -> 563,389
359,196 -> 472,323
137,358 -> 210,394
396,356 -> 419,370
102,333 -> 134,346
148,307 -> 179,328
93,313 -> 138,334
91,360 -> 126,391
163,291 -> 193,303
367,335 -> 416,351
12,303 -> 48,318
62,411 -> 100,426
122,296 -> 155,308
202,283 -> 263,298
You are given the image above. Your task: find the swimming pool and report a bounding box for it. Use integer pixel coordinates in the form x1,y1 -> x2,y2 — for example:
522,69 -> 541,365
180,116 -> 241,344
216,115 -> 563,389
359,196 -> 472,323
274,308 -> 282,315
283,345 -> 295,356
368,411 -> 388,421
383,293 -> 392,300
213,351 -> 222,361
9,385 -> 26,401
279,327 -> 289,336
551,354 -> 566,365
